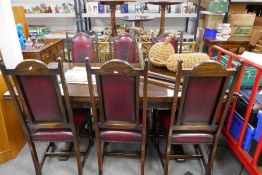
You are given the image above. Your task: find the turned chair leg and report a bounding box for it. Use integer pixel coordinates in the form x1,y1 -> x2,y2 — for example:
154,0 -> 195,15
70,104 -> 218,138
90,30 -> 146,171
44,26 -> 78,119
28,140 -> 42,175
97,140 -> 103,175
73,136 -> 83,175
141,140 -> 146,175
164,138 -> 172,175
206,143 -> 218,175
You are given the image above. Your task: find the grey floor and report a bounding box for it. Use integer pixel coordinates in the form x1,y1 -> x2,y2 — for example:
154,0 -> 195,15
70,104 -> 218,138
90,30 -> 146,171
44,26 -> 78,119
0,136 -> 249,175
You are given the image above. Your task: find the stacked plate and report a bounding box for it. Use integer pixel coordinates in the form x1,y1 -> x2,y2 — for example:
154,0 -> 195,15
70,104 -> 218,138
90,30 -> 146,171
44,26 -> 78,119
216,23 -> 231,41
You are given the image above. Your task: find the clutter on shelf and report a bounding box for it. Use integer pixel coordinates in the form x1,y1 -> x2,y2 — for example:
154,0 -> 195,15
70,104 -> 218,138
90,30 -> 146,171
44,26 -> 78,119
29,25 -> 50,37
25,3 -> 74,14
216,23 -> 231,41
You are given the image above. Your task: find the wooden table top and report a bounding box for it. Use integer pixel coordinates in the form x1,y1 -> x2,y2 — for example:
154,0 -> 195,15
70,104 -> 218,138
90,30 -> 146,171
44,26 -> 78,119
91,0 -> 135,4
147,0 -> 186,5
121,16 -> 155,22
51,63 -> 175,105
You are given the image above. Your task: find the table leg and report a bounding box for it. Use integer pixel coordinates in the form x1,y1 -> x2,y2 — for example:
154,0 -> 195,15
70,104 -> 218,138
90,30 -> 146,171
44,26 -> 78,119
134,21 -> 142,28
158,5 -> 166,37
110,4 -> 117,37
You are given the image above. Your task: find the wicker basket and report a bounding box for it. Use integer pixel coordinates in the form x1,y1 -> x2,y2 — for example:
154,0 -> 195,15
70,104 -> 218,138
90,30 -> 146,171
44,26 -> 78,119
166,53 -> 210,72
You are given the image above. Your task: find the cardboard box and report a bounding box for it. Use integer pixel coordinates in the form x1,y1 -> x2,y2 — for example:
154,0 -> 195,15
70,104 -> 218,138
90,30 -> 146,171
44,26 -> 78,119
190,0 -> 213,9
250,28 -> 262,46
254,16 -> 262,27
228,14 -> 256,41
228,3 -> 247,14
204,13 -> 225,29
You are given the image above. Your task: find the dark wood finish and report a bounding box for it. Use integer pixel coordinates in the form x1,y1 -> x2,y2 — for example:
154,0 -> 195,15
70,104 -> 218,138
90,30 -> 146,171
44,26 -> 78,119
22,39 -> 65,64
121,16 -> 155,28
147,1 -> 185,36
86,59 -> 148,175
203,39 -> 250,53
155,61 -> 244,175
0,59 -> 91,175
94,0 -> 135,37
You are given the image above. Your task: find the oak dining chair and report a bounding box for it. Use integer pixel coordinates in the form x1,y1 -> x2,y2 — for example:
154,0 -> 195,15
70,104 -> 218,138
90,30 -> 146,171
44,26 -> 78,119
155,60 -> 244,175
86,58 -> 149,175
0,59 -> 92,175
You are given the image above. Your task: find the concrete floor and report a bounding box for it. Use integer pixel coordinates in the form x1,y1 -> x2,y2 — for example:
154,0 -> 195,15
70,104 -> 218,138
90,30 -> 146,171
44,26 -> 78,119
0,136 -> 249,175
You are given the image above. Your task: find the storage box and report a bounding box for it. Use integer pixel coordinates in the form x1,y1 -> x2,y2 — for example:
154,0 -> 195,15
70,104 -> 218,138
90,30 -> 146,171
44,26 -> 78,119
203,12 -> 225,29
235,88 -> 262,128
207,1 -> 229,13
228,14 -> 256,41
254,16 -> 262,27
255,111 -> 262,141
229,112 -> 256,151
203,28 -> 217,40
248,139 -> 262,166
250,28 -> 262,47
248,111 -> 262,166
228,3 -> 247,14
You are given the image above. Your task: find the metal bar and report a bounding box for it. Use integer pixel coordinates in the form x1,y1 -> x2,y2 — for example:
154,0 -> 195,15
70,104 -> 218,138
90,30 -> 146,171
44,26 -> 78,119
226,133 -> 261,175
226,62 -> 246,135
194,0 -> 201,41
227,56 -> 233,69
78,0 -> 84,31
212,45 -> 262,175
73,0 -> 80,32
252,134 -> 262,166
238,70 -> 262,147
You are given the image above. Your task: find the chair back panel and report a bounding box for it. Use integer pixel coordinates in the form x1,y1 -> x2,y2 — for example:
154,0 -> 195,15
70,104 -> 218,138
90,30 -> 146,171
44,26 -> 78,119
18,75 -> 63,123
72,32 -> 94,63
114,33 -> 136,63
0,60 -> 73,130
181,77 -> 224,124
171,61 -> 241,132
100,75 -> 136,122
86,59 -> 148,129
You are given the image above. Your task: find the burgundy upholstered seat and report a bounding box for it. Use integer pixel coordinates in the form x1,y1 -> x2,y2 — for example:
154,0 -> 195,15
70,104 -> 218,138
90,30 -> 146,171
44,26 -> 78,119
99,111 -> 144,143
100,131 -> 142,143
171,133 -> 214,144
112,33 -> 137,63
32,109 -> 90,142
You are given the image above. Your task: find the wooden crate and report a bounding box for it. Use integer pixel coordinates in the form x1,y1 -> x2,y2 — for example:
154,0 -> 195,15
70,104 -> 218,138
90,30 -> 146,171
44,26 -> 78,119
22,39 -> 65,64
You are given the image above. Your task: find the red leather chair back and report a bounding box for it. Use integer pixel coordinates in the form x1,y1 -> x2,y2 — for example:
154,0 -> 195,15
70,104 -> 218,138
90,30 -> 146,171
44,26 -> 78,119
86,59 -> 148,126
113,33 -> 137,63
171,61 -> 243,132
18,75 -> 64,122
72,32 -> 95,63
1,60 -> 72,128
100,75 -> 136,122
180,77 -> 224,125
